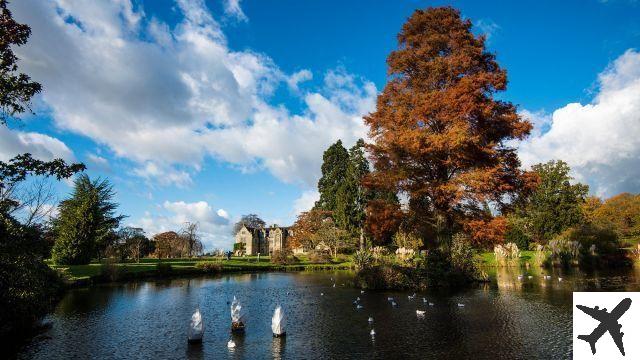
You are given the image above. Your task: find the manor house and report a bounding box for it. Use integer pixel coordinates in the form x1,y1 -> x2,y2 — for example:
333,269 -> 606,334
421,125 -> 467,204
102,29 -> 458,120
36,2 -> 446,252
234,224 -> 292,256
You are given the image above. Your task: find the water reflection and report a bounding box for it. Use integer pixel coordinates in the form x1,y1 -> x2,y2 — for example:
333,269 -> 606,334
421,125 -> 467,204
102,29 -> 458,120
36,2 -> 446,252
17,269 -> 640,359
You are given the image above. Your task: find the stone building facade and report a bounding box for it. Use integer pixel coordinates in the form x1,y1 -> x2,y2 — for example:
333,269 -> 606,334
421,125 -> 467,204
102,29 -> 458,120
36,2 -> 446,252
234,224 -> 292,256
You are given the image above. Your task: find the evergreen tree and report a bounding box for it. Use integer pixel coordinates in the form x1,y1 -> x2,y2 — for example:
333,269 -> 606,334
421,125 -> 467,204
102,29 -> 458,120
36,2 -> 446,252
335,139 -> 371,248
315,140 -> 349,211
52,175 -> 123,265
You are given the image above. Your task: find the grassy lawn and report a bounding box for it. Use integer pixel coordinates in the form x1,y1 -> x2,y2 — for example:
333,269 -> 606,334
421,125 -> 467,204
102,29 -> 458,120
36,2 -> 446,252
49,255 -> 354,282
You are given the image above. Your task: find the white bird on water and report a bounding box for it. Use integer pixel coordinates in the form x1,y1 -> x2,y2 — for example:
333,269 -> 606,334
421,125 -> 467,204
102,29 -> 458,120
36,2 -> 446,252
321,293 -> 324,296
391,301 -> 398,307
357,297 -> 361,301
361,290 -> 365,294
227,340 -> 236,348
422,298 -> 428,303
416,310 -> 426,317
457,303 -> 465,307
356,304 -> 364,309
429,302 -> 434,306
387,297 -> 394,302
370,329 -> 376,336
368,316 -> 374,323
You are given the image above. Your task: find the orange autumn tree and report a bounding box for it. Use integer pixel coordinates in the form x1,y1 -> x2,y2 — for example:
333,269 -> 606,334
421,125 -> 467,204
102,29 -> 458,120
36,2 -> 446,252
288,209 -> 333,251
365,7 -> 533,248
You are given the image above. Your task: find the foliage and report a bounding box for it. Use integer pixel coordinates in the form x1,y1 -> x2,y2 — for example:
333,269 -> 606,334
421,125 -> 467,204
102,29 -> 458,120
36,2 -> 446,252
270,250 -> 296,265
547,238 -> 580,267
504,215 -> 531,250
0,213 -> 63,336
233,242 -> 245,253
0,0 -> 42,125
51,175 -> 123,265
465,216 -> 507,248
288,209 -> 333,250
353,249 -> 374,270
364,198 -> 402,245
517,160 -> 588,243
450,233 -> 480,279
557,223 -> 620,259
590,193 -> 640,239
334,139 -> 371,246
392,230 -> 423,250
118,227 -> 152,263
232,214 -> 266,234
315,140 -> 349,211
195,260 -> 223,272
153,231 -> 183,258
312,218 -> 351,258
364,6 -> 534,248
307,250 -> 332,264
494,243 -> 521,266
156,262 -> 173,275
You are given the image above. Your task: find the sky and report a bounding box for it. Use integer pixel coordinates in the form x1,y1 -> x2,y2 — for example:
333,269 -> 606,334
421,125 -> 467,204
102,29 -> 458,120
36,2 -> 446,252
3,0 -> 640,250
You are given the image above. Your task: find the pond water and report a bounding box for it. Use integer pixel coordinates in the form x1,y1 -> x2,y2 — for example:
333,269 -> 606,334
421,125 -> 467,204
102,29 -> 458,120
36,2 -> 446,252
17,267 -> 640,360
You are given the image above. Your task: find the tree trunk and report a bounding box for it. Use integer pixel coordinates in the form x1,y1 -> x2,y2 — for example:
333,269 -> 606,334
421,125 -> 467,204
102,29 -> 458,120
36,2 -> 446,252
359,227 -> 365,250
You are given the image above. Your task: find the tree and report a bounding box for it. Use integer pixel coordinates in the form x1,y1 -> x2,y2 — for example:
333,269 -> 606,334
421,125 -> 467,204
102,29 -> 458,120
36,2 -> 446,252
518,160 -> 588,243
0,0 -> 42,125
233,214 -> 266,234
392,230 -> 424,250
591,193 -> 640,239
288,209 -> 333,251
51,175 -> 124,265
315,140 -> 349,211
364,7 -> 533,248
313,218 -> 349,259
0,3 -> 84,337
181,222 -> 203,257
117,226 -> 149,263
153,231 -> 183,258
335,139 -> 371,249
465,216 -> 508,248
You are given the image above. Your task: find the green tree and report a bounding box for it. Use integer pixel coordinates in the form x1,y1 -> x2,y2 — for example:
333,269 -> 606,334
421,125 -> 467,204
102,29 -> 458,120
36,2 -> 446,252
315,140 -> 349,211
232,213 -> 265,234
0,0 -> 42,125
52,175 -> 123,265
0,1 -> 85,337
519,160 -> 589,243
335,139 -> 371,248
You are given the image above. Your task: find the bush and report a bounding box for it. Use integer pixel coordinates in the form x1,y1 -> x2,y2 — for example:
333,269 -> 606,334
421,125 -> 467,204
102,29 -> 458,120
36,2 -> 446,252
353,250 -> 373,270
156,262 -> 173,275
195,261 -> 223,272
270,250 -> 296,265
100,260 -> 127,281
307,250 -> 332,264
505,216 -> 531,250
450,233 -> 480,279
551,224 -> 628,267
355,264 -> 420,290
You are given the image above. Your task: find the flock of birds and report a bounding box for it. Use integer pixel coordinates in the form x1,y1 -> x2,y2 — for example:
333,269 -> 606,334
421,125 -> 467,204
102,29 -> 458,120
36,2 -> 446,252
517,274 -> 563,281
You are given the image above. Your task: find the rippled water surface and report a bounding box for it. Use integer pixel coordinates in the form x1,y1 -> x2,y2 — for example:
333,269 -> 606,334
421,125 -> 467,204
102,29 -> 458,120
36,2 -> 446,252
18,267 -> 640,359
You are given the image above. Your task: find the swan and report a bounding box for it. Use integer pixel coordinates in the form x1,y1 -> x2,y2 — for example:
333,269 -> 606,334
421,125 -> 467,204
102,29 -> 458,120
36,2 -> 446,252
429,302 -> 434,306
368,316 -> 374,323
416,310 -> 426,316
227,340 -> 236,348
356,304 -> 364,309
321,293 -> 324,296
370,329 -> 376,336
457,303 -> 465,307
423,298 -> 428,303
391,301 -> 398,307
361,290 -> 365,294
387,297 -> 394,301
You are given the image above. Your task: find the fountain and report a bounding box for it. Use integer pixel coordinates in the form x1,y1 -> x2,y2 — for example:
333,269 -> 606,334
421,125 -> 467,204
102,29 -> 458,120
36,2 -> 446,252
271,305 -> 286,337
187,308 -> 204,344
230,296 -> 245,332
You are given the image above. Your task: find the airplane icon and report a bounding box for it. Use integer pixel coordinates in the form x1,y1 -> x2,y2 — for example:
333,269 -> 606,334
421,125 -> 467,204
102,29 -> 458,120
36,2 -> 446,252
576,297 -> 632,356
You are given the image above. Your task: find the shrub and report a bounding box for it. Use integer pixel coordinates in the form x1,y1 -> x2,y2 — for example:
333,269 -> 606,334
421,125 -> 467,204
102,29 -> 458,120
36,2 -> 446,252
494,242 -> 520,266
450,233 -> 480,279
195,261 -> 223,272
156,262 -> 173,275
355,264 -> 419,290
353,249 -> 373,270
100,260 -> 126,281
307,250 -> 332,264
271,250 -> 296,265
504,216 -> 531,250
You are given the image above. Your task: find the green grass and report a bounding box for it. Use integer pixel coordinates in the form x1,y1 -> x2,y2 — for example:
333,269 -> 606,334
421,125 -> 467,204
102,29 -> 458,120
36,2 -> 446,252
49,255 -> 354,282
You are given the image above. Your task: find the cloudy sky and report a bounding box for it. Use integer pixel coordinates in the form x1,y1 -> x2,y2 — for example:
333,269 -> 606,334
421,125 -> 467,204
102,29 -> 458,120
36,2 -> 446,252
4,0 -> 640,250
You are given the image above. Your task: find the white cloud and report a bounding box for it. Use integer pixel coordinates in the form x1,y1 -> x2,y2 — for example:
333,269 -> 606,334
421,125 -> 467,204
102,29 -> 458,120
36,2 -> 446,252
12,0 -> 375,188
0,126 -> 75,162
475,19 -> 500,41
223,0 -> 248,22
292,189 -> 319,216
517,49 -> 640,197
136,200 -> 232,250
287,69 -> 313,92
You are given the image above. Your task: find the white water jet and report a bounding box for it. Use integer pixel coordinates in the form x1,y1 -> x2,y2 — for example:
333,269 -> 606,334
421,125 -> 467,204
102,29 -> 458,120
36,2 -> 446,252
231,296 -> 245,332
227,339 -> 236,348
271,305 -> 285,337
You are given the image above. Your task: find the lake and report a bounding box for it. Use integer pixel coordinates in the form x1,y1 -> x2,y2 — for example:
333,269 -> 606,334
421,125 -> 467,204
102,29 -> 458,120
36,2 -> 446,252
17,267 -> 640,359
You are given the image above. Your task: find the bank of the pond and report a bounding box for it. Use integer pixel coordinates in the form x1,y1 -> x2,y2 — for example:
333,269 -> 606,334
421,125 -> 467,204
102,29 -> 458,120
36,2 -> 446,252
49,256 -> 355,286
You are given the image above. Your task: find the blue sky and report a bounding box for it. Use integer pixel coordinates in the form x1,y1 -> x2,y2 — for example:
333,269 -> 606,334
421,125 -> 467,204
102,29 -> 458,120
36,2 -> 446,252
3,0 -> 640,250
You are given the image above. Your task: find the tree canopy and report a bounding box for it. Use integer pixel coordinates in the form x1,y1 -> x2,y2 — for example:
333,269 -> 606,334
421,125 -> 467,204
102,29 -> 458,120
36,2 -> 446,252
51,175 -> 123,265
233,214 -> 266,234
315,140 -> 349,211
364,7 -> 534,246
